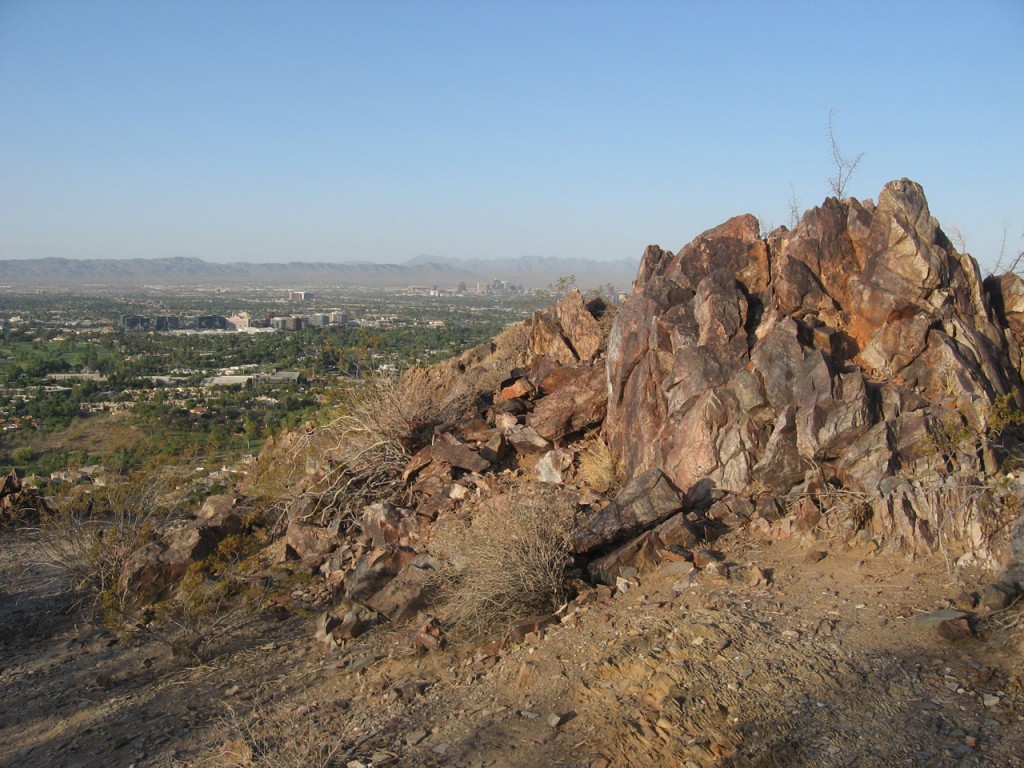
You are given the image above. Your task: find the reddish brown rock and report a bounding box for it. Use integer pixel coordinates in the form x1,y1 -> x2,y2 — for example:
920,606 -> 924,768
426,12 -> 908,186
283,519 -> 339,561
529,312 -> 578,366
197,493 -> 237,520
362,502 -> 418,548
554,288 -> 604,363
364,554 -> 434,622
120,508 -> 244,601
402,446 -> 435,484
602,179 -> 1024,568
509,613 -> 560,643
986,272 -> 1024,361
937,617 -> 974,641
536,448 -> 573,484
430,434 -> 490,473
571,468 -> 686,554
457,417 -> 494,443
323,606 -> 376,647
478,432 -> 507,464
413,464 -> 454,500
529,363 -> 607,442
493,411 -> 519,431
413,617 -> 445,652
506,425 -> 552,455
586,510 -> 700,585
499,378 -> 535,401
587,530 -> 661,585
344,545 -> 417,603
537,364 -> 579,396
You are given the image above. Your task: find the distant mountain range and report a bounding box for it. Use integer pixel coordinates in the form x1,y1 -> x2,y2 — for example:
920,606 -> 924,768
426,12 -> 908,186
0,255 -> 640,291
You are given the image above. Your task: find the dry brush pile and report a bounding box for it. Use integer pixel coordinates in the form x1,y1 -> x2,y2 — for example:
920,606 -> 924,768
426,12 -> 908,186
429,482 -> 580,643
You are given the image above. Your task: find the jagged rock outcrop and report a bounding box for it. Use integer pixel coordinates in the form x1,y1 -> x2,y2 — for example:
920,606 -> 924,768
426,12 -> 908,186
530,288 -> 605,367
604,179 -> 1024,570
116,180 -> 1024,646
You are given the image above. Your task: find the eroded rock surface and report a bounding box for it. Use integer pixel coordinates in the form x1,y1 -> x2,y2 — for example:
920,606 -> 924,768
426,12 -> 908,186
604,179 -> 1024,568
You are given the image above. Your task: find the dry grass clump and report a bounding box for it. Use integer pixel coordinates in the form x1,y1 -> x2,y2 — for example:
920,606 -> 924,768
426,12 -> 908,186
431,482 -> 579,643
218,696 -> 343,768
257,370 -> 471,525
577,432 -> 621,493
37,471 -> 185,622
316,371 -> 436,489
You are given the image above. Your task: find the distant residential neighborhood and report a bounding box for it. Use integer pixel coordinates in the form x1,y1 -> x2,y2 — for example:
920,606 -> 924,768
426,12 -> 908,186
0,283 -> 538,479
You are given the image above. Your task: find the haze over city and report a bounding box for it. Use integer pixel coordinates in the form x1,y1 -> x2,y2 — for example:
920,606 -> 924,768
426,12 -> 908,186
1,1 -> 1022,272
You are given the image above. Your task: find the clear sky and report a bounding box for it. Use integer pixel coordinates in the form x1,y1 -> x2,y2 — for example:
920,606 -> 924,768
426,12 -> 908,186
1,1 -> 1021,272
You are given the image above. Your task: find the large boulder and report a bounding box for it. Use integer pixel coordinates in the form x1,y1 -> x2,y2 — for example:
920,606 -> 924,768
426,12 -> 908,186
530,288 -> 605,365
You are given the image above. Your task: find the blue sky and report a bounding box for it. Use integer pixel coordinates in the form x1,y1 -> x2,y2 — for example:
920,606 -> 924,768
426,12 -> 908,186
1,1 -> 1021,272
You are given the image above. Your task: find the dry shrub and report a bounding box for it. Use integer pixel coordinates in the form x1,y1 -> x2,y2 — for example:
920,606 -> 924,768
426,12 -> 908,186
37,471 -> 186,622
577,432 -> 621,493
153,532 -> 269,662
246,320 -> 534,527
314,371 -> 433,493
218,696 -> 343,768
253,371 -> 463,525
432,482 -> 579,642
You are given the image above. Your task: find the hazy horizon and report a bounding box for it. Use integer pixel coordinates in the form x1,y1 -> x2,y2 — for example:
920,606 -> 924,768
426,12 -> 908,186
2,2 -> 1021,273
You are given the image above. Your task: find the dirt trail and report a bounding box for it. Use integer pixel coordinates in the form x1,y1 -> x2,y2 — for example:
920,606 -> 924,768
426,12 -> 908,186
1,527 -> 1022,768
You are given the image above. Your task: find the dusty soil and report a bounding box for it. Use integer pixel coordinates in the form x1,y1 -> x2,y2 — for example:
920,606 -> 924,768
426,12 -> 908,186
1,526 -> 1022,768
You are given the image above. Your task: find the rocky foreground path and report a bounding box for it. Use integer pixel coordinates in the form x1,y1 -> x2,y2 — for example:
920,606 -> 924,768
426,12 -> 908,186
1,525 -> 1021,768
0,528 -> 321,767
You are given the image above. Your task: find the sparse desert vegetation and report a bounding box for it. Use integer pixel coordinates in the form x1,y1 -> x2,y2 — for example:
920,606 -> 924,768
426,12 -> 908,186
3,183 -> 1024,768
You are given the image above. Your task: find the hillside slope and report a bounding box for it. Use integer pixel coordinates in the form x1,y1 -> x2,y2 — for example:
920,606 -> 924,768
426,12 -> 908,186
1,527 -> 1021,767
3,178 -> 1024,767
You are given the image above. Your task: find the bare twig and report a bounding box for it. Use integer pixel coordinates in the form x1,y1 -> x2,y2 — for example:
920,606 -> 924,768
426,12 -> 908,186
787,182 -> 801,229
826,108 -> 864,198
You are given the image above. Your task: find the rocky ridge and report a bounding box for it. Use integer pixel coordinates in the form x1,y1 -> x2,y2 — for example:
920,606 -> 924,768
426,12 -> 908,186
5,179 -> 1024,768
120,179 -> 1024,651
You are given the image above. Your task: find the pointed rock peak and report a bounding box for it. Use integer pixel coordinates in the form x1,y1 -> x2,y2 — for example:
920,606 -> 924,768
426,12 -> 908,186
701,213 -> 762,242
877,177 -> 928,216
